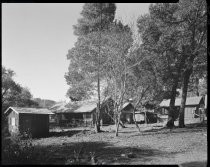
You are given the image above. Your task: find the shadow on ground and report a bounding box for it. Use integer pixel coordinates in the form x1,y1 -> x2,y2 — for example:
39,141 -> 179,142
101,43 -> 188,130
48,130 -> 83,138
132,123 -> 207,136
26,141 -> 181,165
179,161 -> 207,167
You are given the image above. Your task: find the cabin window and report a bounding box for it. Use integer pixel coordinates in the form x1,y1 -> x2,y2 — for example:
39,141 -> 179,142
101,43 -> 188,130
193,109 -> 199,118
85,113 -> 92,119
61,114 -> 67,120
11,117 -> 15,126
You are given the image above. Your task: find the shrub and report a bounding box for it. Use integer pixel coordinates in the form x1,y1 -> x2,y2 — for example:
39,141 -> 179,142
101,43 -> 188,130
2,132 -> 49,165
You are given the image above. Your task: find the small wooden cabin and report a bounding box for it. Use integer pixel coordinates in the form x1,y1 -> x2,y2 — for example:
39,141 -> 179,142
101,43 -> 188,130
50,98 -> 114,127
71,98 -> 114,126
4,107 -> 54,138
71,102 -> 97,126
158,96 -> 205,124
49,102 -> 72,125
135,111 -> 158,124
120,102 -> 134,124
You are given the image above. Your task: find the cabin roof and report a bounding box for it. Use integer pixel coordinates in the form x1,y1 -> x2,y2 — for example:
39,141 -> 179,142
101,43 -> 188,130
49,102 -> 71,113
72,102 -> 97,113
50,101 -> 96,113
50,97 -> 114,114
121,102 -> 134,113
122,102 -> 131,109
159,96 -> 204,107
5,107 -> 54,115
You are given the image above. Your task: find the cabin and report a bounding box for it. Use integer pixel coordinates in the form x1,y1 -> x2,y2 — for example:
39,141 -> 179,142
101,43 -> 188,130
71,98 -> 114,126
158,96 -> 206,124
4,107 -> 54,138
69,102 -> 97,127
50,98 -> 114,127
134,111 -> 158,124
49,102 -> 74,126
120,102 -> 134,124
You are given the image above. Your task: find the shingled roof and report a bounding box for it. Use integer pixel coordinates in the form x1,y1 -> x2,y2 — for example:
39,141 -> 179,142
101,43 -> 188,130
49,100 -> 97,114
49,102 -> 72,113
5,107 -> 54,115
73,102 -> 97,113
159,96 -> 204,107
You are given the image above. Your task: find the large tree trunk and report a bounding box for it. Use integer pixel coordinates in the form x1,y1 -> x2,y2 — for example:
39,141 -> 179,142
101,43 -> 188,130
195,77 -> 199,96
166,80 -> 178,128
132,108 -> 141,133
95,105 -> 101,133
105,106 -> 125,128
115,112 -> 121,136
179,68 -> 193,128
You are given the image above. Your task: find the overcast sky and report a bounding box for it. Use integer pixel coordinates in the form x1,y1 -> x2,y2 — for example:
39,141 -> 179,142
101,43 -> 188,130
2,3 -> 150,102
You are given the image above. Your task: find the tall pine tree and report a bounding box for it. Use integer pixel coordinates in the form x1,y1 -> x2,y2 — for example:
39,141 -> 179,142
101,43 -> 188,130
65,3 -> 116,132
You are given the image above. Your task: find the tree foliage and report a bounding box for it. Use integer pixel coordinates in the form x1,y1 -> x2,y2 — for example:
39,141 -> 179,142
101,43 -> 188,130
136,0 -> 207,127
65,3 -> 117,102
2,66 -> 39,112
73,3 -> 116,36
33,98 -> 56,108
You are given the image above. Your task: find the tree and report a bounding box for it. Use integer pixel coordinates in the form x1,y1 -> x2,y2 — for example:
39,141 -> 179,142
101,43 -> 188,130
73,3 -> 116,36
14,87 -> 39,108
2,66 -> 22,111
2,66 -> 39,110
136,1 -> 207,128
175,0 -> 207,127
136,4 -> 185,127
2,66 -> 39,126
65,3 -> 117,132
126,44 -> 165,131
99,21 -> 133,136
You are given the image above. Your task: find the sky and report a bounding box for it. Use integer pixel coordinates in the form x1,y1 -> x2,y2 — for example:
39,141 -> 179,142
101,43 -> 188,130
2,3 -> 150,102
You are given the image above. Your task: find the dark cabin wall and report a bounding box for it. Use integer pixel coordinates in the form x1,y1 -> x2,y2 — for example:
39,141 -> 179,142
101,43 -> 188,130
19,114 -> 49,138
19,114 -> 32,135
31,114 -> 49,137
83,112 -> 94,126
121,104 -> 134,123
7,110 -> 19,134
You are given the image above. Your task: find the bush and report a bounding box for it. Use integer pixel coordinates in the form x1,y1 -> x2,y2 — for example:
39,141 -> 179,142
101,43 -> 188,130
2,132 -> 49,165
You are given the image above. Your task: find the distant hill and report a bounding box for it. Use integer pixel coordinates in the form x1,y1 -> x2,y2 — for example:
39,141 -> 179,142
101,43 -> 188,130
33,98 -> 56,109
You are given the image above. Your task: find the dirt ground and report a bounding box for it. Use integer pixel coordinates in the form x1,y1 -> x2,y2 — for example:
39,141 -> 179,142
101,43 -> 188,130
31,122 -> 207,166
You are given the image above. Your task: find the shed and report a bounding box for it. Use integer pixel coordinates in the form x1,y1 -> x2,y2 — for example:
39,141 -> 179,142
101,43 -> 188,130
4,107 -> 54,138
158,96 -> 205,123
